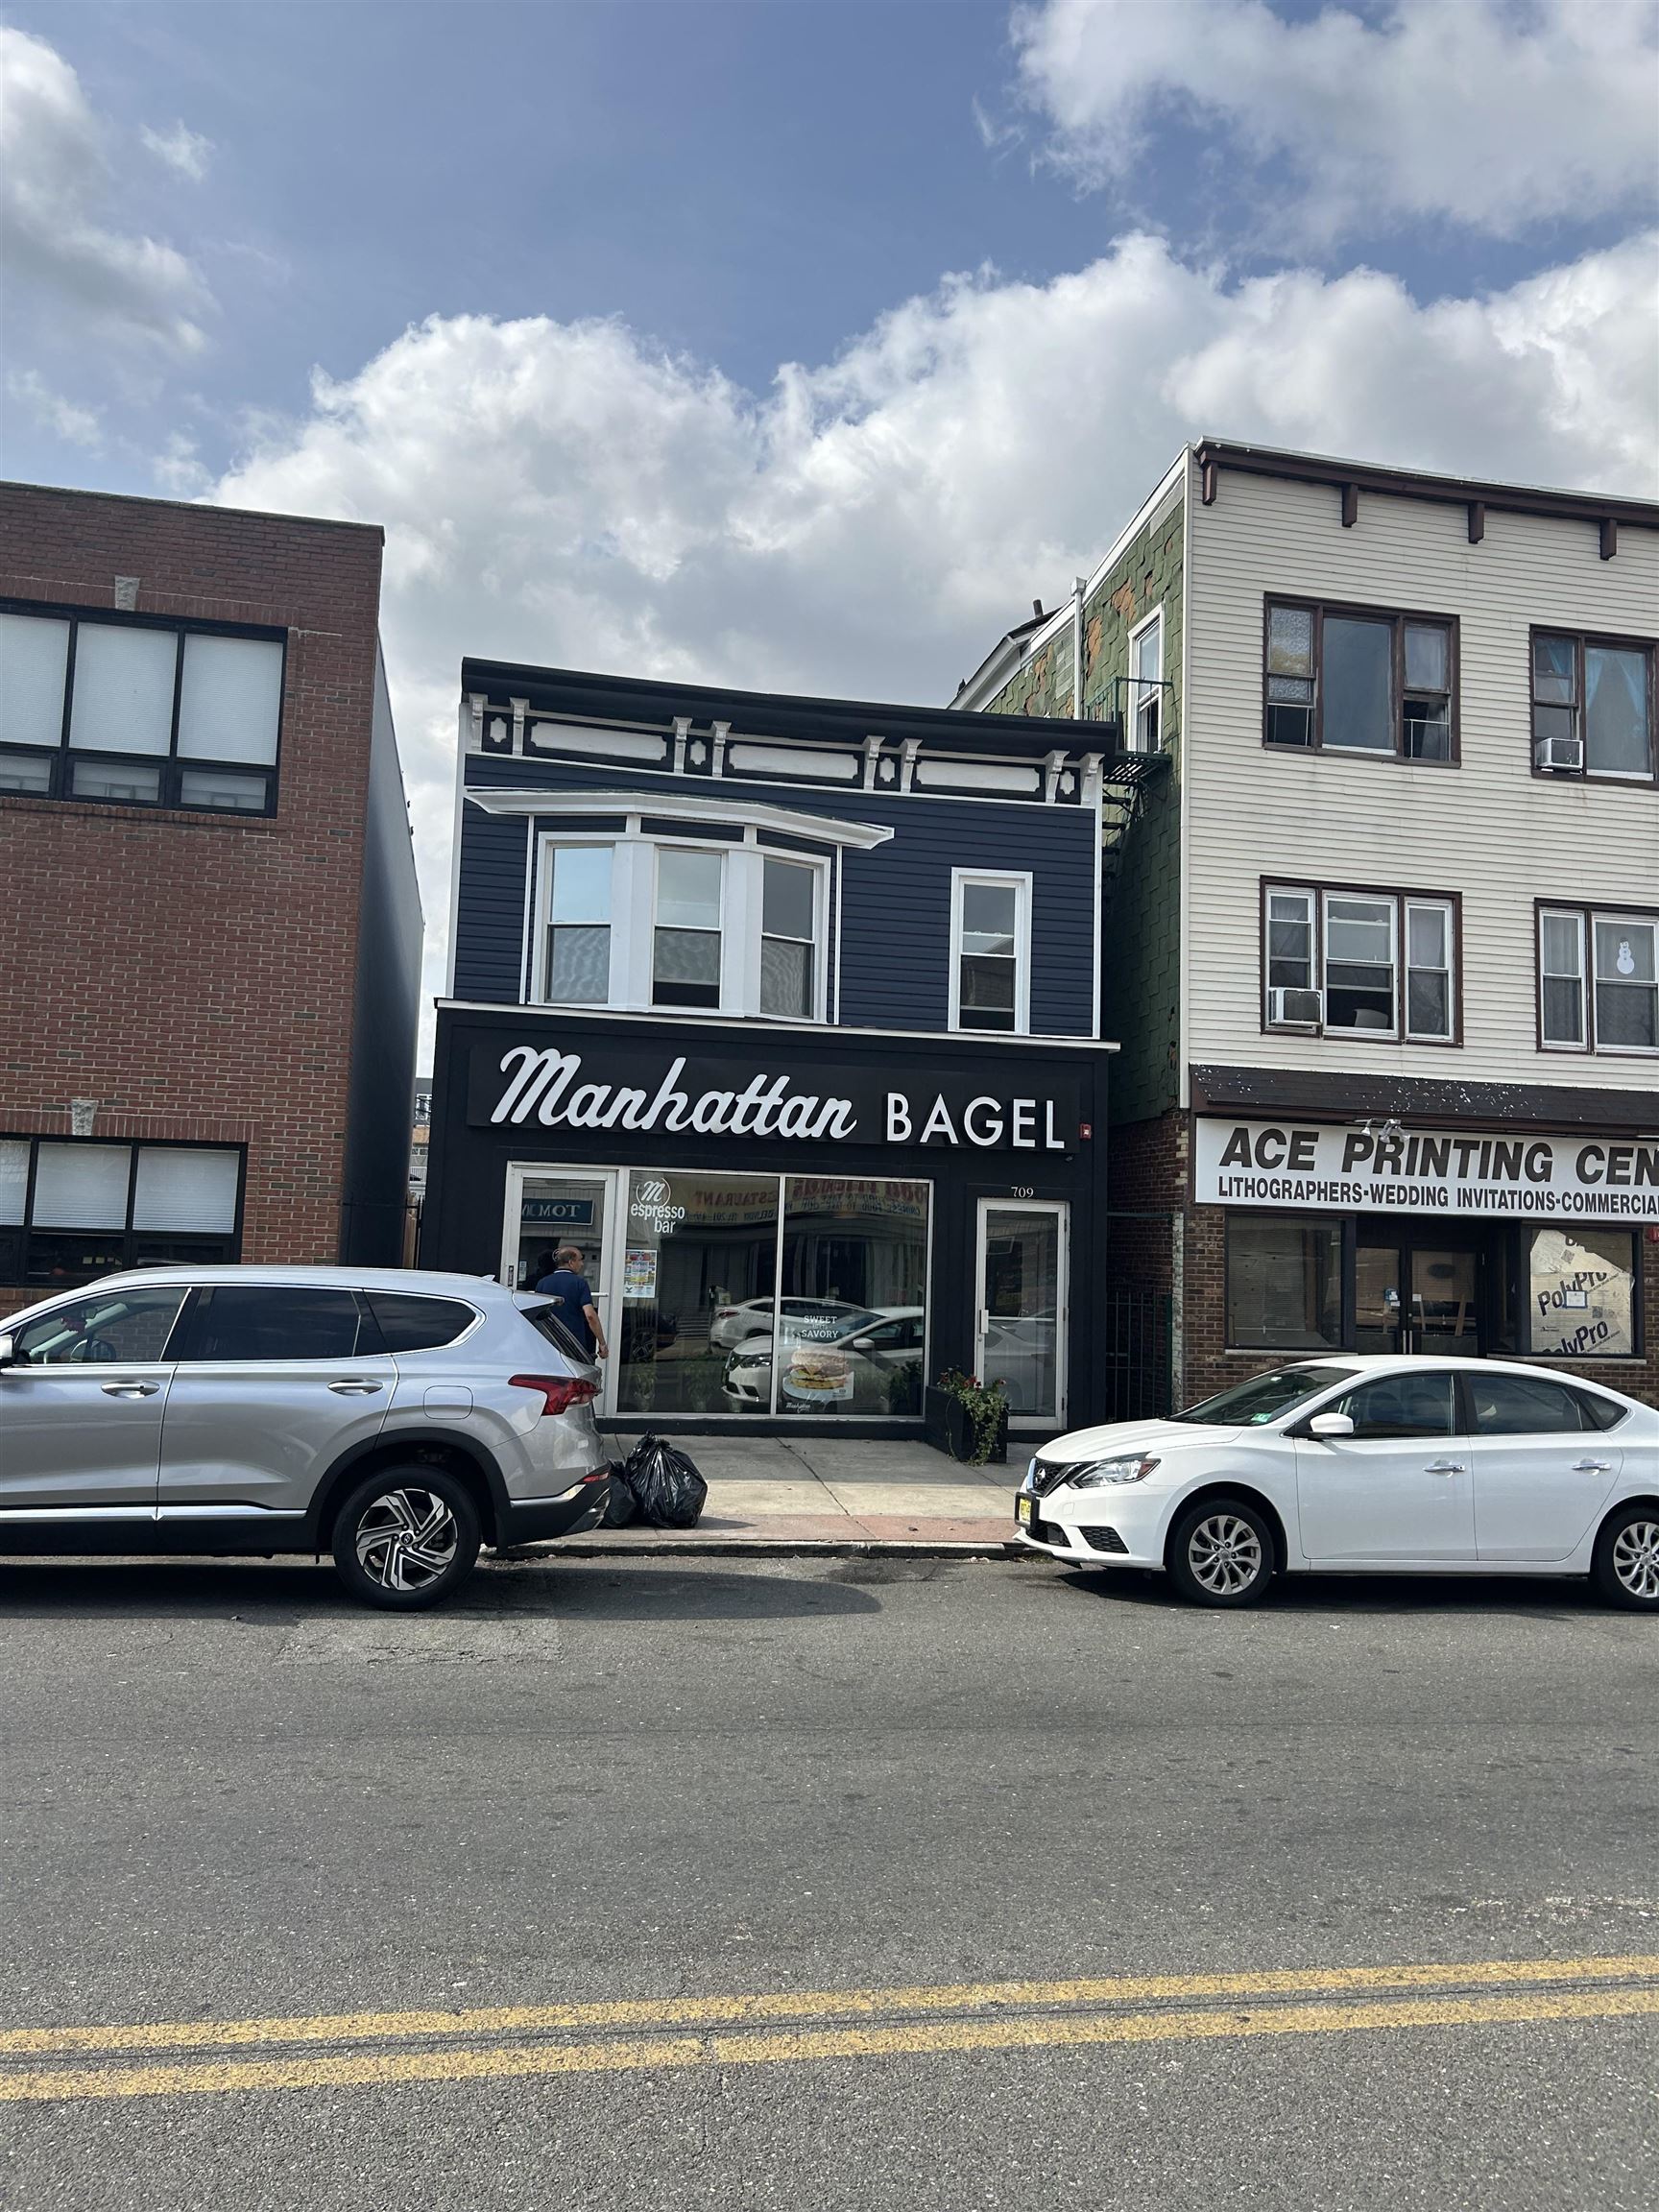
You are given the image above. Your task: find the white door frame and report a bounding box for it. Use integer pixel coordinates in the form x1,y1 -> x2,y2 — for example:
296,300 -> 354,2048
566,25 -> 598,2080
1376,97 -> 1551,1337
500,1163 -> 624,1415
974,1197 -> 1069,1430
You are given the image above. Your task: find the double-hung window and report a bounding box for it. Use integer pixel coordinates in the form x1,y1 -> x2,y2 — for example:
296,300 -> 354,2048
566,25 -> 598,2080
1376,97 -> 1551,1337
1263,883 -> 1456,1042
759,857 -> 817,1019
1264,601 -> 1455,761
543,845 -> 613,1003
951,871 -> 1030,1034
1539,906 -> 1658,1053
653,848 -> 724,1009
1530,633 -> 1654,781
0,607 -> 283,813
1129,611 -> 1163,753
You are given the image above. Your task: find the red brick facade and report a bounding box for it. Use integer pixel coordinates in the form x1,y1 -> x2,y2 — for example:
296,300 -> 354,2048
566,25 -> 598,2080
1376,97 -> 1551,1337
1108,1105 -> 1659,1410
0,481 -> 395,1307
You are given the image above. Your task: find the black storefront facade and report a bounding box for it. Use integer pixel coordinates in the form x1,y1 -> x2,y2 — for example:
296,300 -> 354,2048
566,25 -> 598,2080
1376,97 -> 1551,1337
422,1005 -> 1112,1435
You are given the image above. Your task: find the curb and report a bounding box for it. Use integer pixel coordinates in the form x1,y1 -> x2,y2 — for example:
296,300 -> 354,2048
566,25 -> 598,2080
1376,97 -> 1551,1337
501,1537 -> 1033,1562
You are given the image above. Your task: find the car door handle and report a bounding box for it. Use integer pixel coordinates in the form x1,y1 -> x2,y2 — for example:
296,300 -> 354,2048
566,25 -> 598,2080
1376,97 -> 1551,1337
100,1380 -> 160,1398
327,1379 -> 385,1394
1424,1460 -> 1466,1476
1573,1458 -> 1613,1473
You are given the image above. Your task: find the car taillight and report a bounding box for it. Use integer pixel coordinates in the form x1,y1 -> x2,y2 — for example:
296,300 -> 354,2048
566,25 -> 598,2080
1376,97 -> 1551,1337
715,1308 -> 738,1319
509,1375 -> 598,1416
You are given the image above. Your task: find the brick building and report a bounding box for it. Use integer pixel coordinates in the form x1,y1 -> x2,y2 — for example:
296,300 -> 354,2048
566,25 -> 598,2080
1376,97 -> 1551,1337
960,443 -> 1659,1412
0,481 -> 422,1303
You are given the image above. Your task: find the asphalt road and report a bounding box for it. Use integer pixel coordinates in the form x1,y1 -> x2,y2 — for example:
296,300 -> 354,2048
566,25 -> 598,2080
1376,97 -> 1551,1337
0,1550 -> 1655,2210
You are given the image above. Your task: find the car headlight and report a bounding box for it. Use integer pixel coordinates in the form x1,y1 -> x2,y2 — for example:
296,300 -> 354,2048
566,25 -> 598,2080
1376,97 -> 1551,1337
1068,1455 -> 1161,1488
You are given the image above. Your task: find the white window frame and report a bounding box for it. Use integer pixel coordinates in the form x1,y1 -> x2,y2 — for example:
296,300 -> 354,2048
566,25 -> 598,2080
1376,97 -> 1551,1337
529,826 -> 831,1022
1538,905 -> 1587,1051
1128,609 -> 1164,755
1321,889 -> 1398,1041
949,868 -> 1032,1036
748,851 -> 830,1022
535,835 -> 617,1009
1402,896 -> 1455,1043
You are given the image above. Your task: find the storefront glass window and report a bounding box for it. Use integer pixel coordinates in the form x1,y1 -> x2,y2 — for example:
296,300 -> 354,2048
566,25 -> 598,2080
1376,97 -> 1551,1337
1226,1216 -> 1342,1349
773,1177 -> 929,1417
1527,1227 -> 1637,1359
617,1171 -> 778,1415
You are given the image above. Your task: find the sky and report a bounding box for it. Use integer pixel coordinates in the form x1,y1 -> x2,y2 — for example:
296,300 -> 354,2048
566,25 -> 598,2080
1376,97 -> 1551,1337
2,0 -> 1657,1049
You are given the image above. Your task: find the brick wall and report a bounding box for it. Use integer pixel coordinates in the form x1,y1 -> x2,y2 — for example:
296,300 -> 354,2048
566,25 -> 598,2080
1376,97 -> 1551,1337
0,482 -> 386,1306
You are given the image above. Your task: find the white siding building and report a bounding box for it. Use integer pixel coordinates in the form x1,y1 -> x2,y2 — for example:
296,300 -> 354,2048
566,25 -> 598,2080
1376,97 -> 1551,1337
963,442 -> 1659,1410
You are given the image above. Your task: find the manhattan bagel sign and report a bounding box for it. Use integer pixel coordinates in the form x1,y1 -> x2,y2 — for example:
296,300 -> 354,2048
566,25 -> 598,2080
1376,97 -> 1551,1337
1196,1117 -> 1659,1220
469,1040 -> 1085,1152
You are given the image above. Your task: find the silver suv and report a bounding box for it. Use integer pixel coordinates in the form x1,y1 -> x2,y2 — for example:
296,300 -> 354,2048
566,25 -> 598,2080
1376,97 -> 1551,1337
0,1265 -> 612,1608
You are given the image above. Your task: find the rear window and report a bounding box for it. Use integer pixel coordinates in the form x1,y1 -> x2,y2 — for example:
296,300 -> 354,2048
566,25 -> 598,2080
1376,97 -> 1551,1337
366,1293 -> 478,1353
1573,1387 -> 1629,1432
522,1301 -> 592,1365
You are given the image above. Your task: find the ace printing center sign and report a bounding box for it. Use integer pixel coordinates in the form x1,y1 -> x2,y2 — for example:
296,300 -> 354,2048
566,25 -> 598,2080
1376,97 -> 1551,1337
1196,1118 -> 1659,1221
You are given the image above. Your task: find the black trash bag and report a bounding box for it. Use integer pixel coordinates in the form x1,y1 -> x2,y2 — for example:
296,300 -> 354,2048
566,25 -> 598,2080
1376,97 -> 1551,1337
599,1461 -> 637,1528
622,1432 -> 708,1529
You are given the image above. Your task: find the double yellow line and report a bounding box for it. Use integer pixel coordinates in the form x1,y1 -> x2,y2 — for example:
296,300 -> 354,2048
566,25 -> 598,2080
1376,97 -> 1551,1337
4,1954 -> 1655,2104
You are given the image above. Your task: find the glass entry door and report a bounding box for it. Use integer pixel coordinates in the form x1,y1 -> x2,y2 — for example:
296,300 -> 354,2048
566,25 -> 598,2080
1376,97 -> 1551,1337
1355,1228 -> 1482,1357
975,1201 -> 1067,1426
501,1167 -> 619,1405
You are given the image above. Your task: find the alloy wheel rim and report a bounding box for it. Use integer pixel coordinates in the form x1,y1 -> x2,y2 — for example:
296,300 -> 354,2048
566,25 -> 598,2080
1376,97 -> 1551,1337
1611,1520 -> 1659,1601
355,1487 -> 460,1592
1188,1513 -> 1263,1596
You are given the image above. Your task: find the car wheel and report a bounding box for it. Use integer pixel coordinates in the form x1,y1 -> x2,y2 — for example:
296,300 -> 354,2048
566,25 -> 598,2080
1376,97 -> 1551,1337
1167,1496 -> 1275,1608
331,1467 -> 480,1610
1592,1505 -> 1659,1611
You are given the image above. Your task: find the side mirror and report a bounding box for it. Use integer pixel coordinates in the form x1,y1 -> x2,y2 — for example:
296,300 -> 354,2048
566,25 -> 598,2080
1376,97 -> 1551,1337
851,1337 -> 876,1352
1307,1410 -> 1355,1439
0,1334 -> 15,1369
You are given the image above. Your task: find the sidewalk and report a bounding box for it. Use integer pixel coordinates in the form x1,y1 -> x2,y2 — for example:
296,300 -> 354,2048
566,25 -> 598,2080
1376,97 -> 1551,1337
553,1434 -> 1027,1555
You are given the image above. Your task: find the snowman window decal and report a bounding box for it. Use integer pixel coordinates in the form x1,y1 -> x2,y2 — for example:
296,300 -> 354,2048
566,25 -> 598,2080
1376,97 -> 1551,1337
1616,938 -> 1637,975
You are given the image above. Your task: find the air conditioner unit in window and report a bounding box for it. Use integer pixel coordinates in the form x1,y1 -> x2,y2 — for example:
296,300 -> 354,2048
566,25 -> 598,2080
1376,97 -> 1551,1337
1533,734 -> 1583,773
1268,987 -> 1323,1027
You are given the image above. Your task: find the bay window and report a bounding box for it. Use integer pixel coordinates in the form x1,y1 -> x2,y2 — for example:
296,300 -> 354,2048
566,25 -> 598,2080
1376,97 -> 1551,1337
1539,906 -> 1658,1054
1263,882 -> 1457,1042
534,830 -> 829,1022
1263,600 -> 1455,761
0,606 -> 282,812
1531,632 -> 1654,781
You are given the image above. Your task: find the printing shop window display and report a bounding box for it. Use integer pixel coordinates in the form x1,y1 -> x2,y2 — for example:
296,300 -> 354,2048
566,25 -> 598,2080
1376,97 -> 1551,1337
925,1369 -> 1010,1465
1527,1228 -> 1638,1359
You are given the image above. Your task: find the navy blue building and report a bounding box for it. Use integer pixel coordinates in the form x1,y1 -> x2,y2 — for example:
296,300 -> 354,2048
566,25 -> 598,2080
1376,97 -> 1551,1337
424,661 -> 1151,1434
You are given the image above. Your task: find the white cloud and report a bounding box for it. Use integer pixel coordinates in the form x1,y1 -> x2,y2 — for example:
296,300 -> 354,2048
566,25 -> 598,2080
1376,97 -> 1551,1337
6,368 -> 101,447
141,120 -> 213,183
208,231 -> 1659,1036
1015,0 -> 1659,241
0,26 -> 211,354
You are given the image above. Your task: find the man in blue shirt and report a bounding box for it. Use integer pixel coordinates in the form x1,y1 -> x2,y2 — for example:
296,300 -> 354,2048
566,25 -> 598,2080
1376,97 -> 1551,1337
536,1245 -> 608,1364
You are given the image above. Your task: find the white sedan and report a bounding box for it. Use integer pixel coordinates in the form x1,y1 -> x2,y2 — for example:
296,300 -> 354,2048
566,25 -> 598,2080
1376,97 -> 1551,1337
1016,1356 -> 1659,1609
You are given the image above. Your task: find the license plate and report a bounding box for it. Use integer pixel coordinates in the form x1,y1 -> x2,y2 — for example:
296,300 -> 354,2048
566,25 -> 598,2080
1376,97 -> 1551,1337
1017,1494 -> 1036,1528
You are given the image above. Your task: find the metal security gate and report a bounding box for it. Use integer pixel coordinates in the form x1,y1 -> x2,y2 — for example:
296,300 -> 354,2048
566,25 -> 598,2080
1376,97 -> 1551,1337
1098,1288 -> 1173,1422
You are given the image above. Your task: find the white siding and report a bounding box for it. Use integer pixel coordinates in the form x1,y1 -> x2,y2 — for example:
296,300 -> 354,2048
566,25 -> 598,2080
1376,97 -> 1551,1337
1184,468 -> 1659,1094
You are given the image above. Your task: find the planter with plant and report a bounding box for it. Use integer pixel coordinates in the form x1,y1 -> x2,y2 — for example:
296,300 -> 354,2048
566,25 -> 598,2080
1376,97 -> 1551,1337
924,1369 -> 1008,1465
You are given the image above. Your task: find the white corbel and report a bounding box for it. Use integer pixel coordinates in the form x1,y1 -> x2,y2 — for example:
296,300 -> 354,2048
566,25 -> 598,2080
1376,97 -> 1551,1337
710,719 -> 731,777
900,737 -> 922,792
672,715 -> 692,774
510,697 -> 528,753
862,733 -> 885,790
1044,748 -> 1069,803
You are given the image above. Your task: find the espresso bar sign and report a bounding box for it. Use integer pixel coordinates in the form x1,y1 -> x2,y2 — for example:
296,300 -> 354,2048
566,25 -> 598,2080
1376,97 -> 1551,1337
470,1042 -> 1084,1152
1196,1118 -> 1659,1220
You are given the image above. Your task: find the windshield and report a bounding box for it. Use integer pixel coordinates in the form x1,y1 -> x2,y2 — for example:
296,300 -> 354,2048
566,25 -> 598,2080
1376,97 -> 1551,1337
1173,1365 -> 1359,1427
